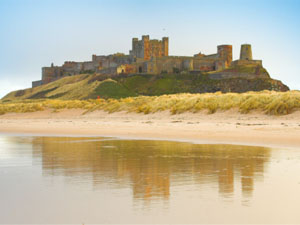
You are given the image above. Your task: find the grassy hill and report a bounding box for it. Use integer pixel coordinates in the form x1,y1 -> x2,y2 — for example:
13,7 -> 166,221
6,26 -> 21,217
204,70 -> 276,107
2,69 -> 289,102
0,66 -> 296,116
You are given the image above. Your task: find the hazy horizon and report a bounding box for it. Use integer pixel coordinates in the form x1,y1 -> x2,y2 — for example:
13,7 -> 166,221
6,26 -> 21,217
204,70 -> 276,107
0,0 -> 300,98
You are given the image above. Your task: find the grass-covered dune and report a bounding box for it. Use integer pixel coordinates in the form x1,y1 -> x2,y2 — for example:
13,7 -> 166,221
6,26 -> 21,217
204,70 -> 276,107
2,70 -> 289,102
1,91 -> 300,116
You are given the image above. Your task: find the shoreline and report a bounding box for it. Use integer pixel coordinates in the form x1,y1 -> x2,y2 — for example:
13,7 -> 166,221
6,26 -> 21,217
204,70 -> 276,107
1,109 -> 300,149
0,131 -> 297,150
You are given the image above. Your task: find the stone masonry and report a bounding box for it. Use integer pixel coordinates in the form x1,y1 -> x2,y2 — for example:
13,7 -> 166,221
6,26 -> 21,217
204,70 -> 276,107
32,36 -> 263,87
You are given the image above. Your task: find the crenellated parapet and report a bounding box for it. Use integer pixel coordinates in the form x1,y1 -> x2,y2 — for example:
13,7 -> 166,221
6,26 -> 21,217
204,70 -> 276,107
32,36 -> 263,87
129,35 -> 169,60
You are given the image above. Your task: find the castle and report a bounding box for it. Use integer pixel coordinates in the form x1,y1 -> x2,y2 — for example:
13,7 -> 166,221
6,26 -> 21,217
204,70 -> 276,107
32,35 -> 263,87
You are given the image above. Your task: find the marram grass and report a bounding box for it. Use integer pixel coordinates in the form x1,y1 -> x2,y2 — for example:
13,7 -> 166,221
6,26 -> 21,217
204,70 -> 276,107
1,91 -> 300,116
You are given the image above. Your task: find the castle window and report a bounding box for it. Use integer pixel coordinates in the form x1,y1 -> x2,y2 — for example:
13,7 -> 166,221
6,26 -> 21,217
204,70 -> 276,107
139,66 -> 142,73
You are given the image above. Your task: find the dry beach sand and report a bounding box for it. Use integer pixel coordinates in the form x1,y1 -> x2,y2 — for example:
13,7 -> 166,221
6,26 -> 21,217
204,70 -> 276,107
1,109 -> 300,149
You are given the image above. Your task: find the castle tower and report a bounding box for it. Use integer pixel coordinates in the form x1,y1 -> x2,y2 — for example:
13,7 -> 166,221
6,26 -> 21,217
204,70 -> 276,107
162,37 -> 169,56
240,44 -> 252,60
130,35 -> 169,60
129,38 -> 138,57
142,35 -> 150,60
132,38 -> 138,52
217,45 -> 232,67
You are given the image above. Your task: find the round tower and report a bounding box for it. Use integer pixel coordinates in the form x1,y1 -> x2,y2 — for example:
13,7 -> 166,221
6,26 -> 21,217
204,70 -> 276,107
240,44 -> 252,60
217,45 -> 232,67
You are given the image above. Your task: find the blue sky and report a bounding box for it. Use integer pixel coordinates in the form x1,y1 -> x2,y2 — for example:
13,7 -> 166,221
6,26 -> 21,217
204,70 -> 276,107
0,0 -> 300,97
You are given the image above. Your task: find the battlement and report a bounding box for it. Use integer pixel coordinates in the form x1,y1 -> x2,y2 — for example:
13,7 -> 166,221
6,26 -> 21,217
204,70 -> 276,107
142,35 -> 150,41
129,35 -> 169,60
33,36 -> 263,88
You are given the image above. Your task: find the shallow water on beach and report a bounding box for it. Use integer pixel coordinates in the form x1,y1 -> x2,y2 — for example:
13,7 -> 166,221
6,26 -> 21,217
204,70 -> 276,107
0,135 -> 300,224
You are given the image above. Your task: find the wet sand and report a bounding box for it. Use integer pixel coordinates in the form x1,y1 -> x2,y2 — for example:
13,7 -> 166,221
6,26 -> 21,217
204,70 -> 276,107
1,109 -> 300,149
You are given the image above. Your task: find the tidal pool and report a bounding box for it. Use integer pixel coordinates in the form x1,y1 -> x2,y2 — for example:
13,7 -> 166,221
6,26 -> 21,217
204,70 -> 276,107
0,135 -> 299,224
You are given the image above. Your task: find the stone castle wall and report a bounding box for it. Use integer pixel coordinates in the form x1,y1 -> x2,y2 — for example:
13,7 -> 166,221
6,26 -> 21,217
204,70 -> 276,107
231,59 -> 262,67
32,35 -> 263,87
130,35 -> 168,60
209,71 -> 268,80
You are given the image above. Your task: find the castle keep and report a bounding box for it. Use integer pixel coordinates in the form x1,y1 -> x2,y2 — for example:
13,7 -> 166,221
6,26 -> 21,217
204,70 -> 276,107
130,35 -> 169,60
32,36 -> 263,87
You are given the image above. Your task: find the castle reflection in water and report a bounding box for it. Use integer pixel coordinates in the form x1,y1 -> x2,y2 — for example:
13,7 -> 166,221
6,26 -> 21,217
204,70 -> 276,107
28,137 -> 271,202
